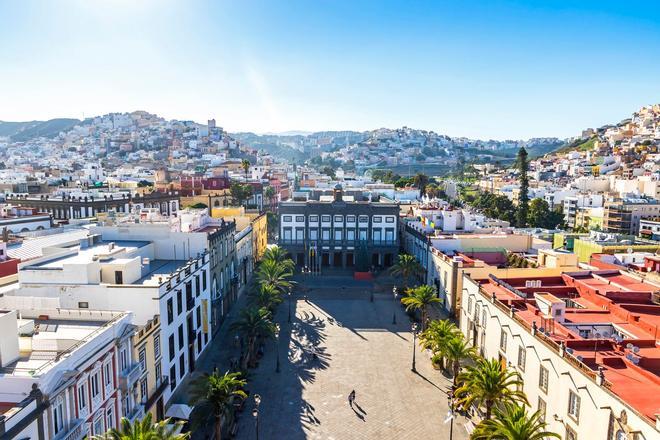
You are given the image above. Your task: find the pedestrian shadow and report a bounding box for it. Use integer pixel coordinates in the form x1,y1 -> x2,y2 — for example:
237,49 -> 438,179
354,402 -> 367,415
351,406 -> 366,422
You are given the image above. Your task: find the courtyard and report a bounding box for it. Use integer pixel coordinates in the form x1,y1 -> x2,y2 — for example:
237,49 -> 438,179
232,274 -> 470,439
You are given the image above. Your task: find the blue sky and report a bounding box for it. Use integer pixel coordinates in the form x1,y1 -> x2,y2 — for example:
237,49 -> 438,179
1,0 -> 659,139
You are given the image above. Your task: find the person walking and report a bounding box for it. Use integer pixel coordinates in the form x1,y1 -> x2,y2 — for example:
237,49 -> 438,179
348,390 -> 356,407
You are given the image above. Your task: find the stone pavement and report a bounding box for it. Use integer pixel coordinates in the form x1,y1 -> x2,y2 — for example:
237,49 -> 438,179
235,277 -> 471,440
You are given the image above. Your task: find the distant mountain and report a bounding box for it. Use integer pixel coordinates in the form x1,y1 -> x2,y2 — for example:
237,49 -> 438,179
0,118 -> 80,141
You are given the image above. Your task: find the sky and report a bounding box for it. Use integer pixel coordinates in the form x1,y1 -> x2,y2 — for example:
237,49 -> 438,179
0,0 -> 659,140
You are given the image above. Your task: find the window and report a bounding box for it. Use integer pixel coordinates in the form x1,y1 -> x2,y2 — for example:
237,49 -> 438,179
309,215 -> 318,222
321,215 -> 331,222
53,397 -> 64,434
565,425 -> 577,440
385,216 -> 395,223
568,390 -> 581,422
347,229 -> 355,241
309,228 -> 318,240
154,335 -> 161,359
295,215 -> 305,222
481,309 -> 487,328
114,271 -> 123,284
282,215 -> 292,222
202,271 -> 207,291
91,371 -> 100,398
346,215 -> 356,222
474,303 -> 480,320
334,215 -> 343,222
155,363 -> 162,382
385,229 -> 394,242
539,366 -> 549,393
78,301 -> 89,309
176,290 -> 183,315
119,349 -> 128,371
169,335 -> 175,360
178,325 -> 184,350
106,406 -> 115,431
141,378 -> 148,401
179,355 -> 185,379
295,228 -> 304,240
196,306 -> 201,327
467,297 -> 473,314
334,229 -> 343,241
322,229 -> 330,241
167,298 -> 174,324
359,229 -> 368,241
104,362 -> 112,386
373,216 -> 382,223
139,348 -> 147,371
195,276 -> 200,297
78,384 -> 87,410
499,329 -> 507,352
93,417 -> 104,436
372,229 -> 381,241
170,365 -> 177,391
358,215 -> 368,223
537,397 -> 546,422
511,343 -> 525,370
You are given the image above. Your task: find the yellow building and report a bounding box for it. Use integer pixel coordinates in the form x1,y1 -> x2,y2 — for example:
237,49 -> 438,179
212,207 -> 268,263
181,190 -> 232,209
572,236 -> 660,263
131,315 -> 167,421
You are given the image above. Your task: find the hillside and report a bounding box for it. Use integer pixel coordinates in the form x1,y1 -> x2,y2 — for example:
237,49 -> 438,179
0,118 -> 80,141
553,136 -> 598,155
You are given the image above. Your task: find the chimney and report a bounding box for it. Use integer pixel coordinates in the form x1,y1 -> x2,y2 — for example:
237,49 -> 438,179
333,183 -> 343,202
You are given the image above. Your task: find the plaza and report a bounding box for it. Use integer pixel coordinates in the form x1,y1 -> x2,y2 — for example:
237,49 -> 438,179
233,275 -> 469,439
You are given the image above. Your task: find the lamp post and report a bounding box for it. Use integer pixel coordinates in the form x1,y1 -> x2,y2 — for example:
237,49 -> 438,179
275,324 -> 281,373
392,286 -> 398,325
447,394 -> 455,440
252,394 -> 261,440
411,322 -> 419,372
287,288 -> 292,323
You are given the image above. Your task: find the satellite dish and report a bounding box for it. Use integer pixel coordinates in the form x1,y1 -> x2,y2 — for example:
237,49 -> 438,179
539,327 -> 545,333
626,354 -> 633,361
632,346 -> 640,354
566,348 -> 574,354
632,357 -> 640,365
577,355 -> 583,362
626,343 -> 634,350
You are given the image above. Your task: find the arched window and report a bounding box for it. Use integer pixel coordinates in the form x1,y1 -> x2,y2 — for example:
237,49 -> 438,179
214,200 -> 220,207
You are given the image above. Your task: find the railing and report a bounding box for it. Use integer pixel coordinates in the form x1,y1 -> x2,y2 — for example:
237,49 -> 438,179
118,362 -> 141,390
126,403 -> 145,423
279,239 -> 397,247
60,419 -> 85,440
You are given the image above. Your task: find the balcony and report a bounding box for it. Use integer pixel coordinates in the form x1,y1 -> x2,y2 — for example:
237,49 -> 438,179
126,403 -> 145,424
118,362 -> 142,391
279,238 -> 397,248
56,419 -> 85,440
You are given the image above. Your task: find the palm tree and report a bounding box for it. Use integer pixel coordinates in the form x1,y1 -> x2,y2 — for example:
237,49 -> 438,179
241,159 -> 251,183
443,335 -> 476,385
418,319 -> 459,367
390,254 -> 423,290
262,246 -> 295,272
400,285 -> 440,330
91,413 -> 188,440
471,402 -> 560,440
189,370 -> 247,440
256,259 -> 294,294
413,172 -> 430,196
250,283 -> 283,312
264,186 -> 276,210
230,306 -> 277,368
455,358 -> 528,420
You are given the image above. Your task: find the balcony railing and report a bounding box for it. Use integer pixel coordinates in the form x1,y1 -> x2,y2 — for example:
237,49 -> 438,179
58,419 -> 85,440
279,238 -> 397,247
126,403 -> 145,423
118,362 -> 142,391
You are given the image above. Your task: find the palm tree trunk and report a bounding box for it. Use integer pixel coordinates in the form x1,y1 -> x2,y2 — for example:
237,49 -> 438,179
485,399 -> 493,420
216,413 -> 222,440
452,361 -> 459,386
421,308 -> 427,330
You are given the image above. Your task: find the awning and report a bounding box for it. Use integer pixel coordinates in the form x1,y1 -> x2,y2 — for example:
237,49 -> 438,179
165,404 -> 193,420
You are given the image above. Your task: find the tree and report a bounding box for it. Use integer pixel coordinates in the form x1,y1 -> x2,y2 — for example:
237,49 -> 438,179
425,183 -> 440,198
256,259 -> 294,294
321,166 -> 336,179
443,335 -> 476,385
389,254 -> 424,290
527,198 -> 566,229
230,182 -> 253,207
400,285 -> 440,330
137,180 -> 153,188
91,413 -> 188,440
262,246 -> 295,272
455,358 -> 528,420
471,402 -> 560,440
241,159 -> 251,183
264,186 -> 276,210
250,283 -> 284,312
515,147 -> 529,227
418,319 -> 459,367
230,307 -> 276,368
413,173 -> 430,196
189,370 -> 247,440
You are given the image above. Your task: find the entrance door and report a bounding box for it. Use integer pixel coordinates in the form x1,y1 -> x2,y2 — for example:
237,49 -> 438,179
372,253 -> 380,267
322,253 -> 330,267
333,252 -> 343,267
346,252 -> 354,267
156,398 -> 164,421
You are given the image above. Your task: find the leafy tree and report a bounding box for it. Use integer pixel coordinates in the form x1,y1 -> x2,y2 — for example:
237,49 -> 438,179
444,336 -> 476,385
394,176 -> 414,188
515,147 -> 529,227
389,254 -> 424,290
91,413 -> 188,440
266,212 -> 278,239
413,173 -> 430,196
471,402 -> 560,440
241,159 -> 251,183
419,319 -> 460,367
425,183 -> 440,198
189,370 -> 247,440
400,285 -> 440,330
137,180 -> 153,187
455,358 -> 528,420
230,307 -> 276,368
321,166 -> 336,179
230,182 -> 253,207
189,202 -> 208,209
527,198 -> 566,229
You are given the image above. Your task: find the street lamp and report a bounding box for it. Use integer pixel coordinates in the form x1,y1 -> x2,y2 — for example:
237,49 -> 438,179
446,393 -> 455,440
392,286 -> 398,325
253,394 -> 261,440
411,322 -> 419,372
287,288 -> 292,323
275,324 -> 281,373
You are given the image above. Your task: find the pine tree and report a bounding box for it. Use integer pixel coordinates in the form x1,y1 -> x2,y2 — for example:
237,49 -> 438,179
516,147 -> 529,227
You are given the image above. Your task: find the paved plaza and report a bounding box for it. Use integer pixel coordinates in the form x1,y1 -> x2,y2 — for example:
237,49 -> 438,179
233,275 -> 470,439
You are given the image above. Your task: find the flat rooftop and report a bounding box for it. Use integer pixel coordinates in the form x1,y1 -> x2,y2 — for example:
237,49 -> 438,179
24,240 -> 150,270
477,270 -> 660,422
